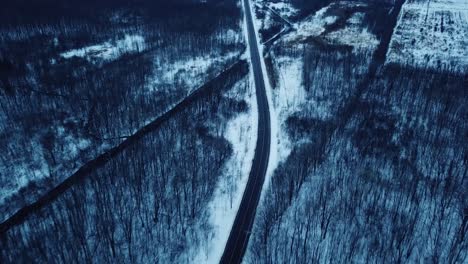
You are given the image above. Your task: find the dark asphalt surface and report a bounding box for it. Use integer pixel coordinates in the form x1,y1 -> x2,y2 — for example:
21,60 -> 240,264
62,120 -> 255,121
220,0 -> 271,263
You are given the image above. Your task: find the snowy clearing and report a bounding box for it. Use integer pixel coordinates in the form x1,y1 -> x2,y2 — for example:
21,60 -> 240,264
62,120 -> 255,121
284,5 -> 337,42
386,0 -> 468,72
283,3 -> 379,51
324,12 -> 379,50
60,34 -> 145,63
272,56 -> 306,159
193,75 -> 258,264
267,1 -> 299,18
148,52 -> 240,93
0,123 -> 97,207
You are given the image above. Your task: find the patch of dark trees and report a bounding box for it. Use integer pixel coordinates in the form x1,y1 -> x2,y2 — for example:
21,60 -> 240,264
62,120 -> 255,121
0,0 -> 240,30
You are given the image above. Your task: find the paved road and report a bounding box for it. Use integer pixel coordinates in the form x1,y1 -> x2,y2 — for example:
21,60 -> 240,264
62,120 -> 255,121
220,0 -> 271,263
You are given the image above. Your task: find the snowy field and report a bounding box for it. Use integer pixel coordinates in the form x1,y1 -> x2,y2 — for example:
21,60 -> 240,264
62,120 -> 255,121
267,1 -> 299,18
284,5 -> 337,40
0,26 -> 244,222
270,56 -> 306,160
264,1 -> 380,162
283,3 -> 380,51
60,34 -> 145,63
193,74 -> 257,263
387,0 -> 468,73
148,51 -> 241,93
324,12 -> 379,50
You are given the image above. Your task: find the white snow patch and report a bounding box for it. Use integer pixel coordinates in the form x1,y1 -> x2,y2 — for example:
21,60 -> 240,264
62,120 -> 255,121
273,56 -> 306,159
147,52 -> 239,93
0,123 -> 95,218
267,1 -> 299,18
284,5 -> 338,42
325,12 -> 379,50
325,25 -> 379,50
193,4 -> 261,261
257,5 -> 279,34
193,75 -> 258,264
0,146 -> 49,206
348,11 -> 365,24
215,28 -> 242,44
60,34 -> 145,63
386,0 -> 468,72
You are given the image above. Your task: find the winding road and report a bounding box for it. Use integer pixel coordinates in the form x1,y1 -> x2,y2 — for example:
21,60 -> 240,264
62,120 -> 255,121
220,0 -> 271,263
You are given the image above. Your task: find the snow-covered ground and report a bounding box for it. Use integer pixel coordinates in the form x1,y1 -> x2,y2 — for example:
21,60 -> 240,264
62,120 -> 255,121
60,34 -> 145,63
284,6 -> 337,41
324,12 -> 379,51
255,0 -> 299,21
1,29 -> 244,223
282,3 -> 380,51
267,1 -> 299,18
271,56 -> 306,160
193,74 -> 258,264
148,51 -> 240,93
0,54 -> 242,220
259,1 -> 380,169
386,0 -> 468,73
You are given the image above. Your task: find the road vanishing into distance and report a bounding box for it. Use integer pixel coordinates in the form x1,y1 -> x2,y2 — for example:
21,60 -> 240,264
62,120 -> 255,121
220,0 -> 271,263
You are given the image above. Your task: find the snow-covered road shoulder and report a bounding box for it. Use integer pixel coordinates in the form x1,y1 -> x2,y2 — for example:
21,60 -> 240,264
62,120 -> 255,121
192,73 -> 258,263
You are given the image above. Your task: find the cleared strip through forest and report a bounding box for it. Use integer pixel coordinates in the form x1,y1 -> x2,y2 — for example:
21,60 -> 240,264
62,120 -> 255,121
0,59 -> 248,234
335,0 -> 406,130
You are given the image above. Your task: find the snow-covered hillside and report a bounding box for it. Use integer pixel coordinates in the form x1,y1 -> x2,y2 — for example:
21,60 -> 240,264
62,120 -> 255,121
387,0 -> 468,73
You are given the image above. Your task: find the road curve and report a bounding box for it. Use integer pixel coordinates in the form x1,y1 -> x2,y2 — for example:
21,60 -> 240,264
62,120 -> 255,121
220,0 -> 271,263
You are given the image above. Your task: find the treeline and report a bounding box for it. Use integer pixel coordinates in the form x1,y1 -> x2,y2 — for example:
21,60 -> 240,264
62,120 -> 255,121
0,61 -> 250,263
0,0 -> 241,27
